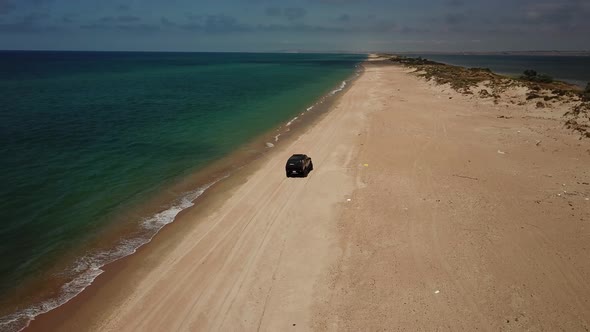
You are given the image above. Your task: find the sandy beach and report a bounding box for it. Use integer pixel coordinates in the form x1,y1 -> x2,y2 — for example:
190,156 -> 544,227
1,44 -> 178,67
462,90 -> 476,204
28,60 -> 590,331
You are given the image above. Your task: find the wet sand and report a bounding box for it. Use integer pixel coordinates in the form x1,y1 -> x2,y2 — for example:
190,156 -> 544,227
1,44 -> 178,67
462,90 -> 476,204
28,61 -> 590,331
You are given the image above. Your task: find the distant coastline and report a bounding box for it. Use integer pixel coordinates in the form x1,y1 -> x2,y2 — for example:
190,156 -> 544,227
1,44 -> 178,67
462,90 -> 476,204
1,49 -> 589,57
386,53 -> 590,88
274,50 -> 590,57
394,50 -> 590,57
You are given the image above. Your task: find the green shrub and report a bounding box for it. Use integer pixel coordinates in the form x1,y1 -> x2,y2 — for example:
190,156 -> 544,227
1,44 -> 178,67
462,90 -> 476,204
521,69 -> 553,83
536,74 -> 554,83
390,56 -> 442,66
523,69 -> 537,77
469,67 -> 492,73
583,82 -> 590,101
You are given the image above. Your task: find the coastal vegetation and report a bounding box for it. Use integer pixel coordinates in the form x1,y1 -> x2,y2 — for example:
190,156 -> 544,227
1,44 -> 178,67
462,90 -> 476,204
388,56 -> 441,66
520,69 -> 554,83
390,56 -> 508,94
565,84 -> 590,138
390,56 -> 523,104
389,55 -> 589,139
390,56 -> 578,95
564,101 -> 590,138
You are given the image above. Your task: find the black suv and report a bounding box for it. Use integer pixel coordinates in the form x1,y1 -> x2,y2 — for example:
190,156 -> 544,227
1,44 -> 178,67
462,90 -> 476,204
285,154 -> 313,177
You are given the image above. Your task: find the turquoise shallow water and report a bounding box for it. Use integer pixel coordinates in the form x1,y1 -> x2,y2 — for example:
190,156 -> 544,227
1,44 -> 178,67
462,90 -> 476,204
0,51 -> 364,329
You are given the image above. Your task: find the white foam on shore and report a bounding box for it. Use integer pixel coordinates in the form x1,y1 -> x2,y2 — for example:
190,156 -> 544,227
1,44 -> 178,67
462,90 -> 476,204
286,116 -> 299,126
274,77 -> 352,145
0,178 -> 225,332
329,80 -> 347,95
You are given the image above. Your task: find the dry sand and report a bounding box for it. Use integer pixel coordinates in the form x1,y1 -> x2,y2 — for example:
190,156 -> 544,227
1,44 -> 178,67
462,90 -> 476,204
29,62 -> 590,331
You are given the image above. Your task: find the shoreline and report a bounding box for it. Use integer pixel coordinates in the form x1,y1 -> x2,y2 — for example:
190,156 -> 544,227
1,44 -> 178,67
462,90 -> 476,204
13,55 -> 590,330
7,61 -> 363,331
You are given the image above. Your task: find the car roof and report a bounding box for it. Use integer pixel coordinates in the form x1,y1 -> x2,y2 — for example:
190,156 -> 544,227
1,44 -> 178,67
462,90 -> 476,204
288,154 -> 307,160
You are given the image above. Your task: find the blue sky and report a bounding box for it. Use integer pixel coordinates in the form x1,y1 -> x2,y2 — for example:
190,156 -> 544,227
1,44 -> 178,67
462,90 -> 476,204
0,0 -> 589,52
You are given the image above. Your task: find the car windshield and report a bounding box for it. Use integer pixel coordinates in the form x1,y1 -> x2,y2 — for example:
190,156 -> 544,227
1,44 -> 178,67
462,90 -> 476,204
287,158 -> 303,164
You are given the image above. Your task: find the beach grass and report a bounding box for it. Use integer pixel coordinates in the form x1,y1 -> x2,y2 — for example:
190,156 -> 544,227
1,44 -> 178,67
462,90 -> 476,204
389,55 -> 589,138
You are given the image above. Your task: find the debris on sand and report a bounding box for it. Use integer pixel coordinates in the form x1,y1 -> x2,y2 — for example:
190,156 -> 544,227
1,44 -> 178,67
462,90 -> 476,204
479,89 -> 493,98
452,174 -> 479,181
564,102 -> 590,139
